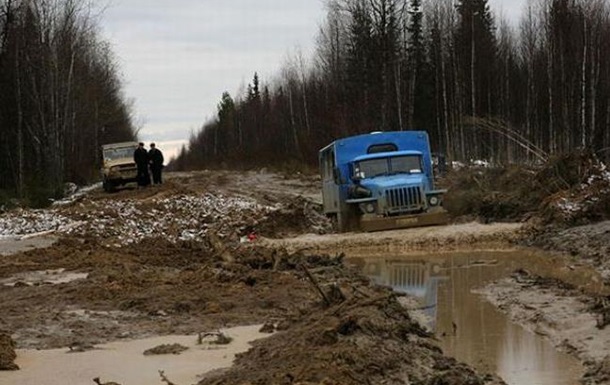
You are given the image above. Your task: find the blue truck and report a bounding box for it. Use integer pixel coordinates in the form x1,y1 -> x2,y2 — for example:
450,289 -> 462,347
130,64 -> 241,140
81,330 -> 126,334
319,131 -> 448,232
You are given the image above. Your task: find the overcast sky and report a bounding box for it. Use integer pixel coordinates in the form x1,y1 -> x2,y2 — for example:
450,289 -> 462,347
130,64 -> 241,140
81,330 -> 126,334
100,0 -> 527,160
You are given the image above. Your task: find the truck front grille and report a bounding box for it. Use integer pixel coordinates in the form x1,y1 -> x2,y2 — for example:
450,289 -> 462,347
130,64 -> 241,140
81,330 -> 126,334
385,186 -> 423,213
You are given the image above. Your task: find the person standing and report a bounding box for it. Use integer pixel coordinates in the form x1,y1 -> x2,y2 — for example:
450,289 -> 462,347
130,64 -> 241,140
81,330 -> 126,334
134,142 -> 150,187
148,142 -> 164,185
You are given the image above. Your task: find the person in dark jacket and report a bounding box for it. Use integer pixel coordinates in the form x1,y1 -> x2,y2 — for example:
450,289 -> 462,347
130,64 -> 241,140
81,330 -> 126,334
148,142 -> 164,185
134,142 -> 150,187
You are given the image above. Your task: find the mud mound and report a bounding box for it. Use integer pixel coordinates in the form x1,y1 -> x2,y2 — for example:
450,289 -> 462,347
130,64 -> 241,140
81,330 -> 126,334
0,235 -> 348,349
0,333 -> 18,371
143,343 -> 188,356
538,152 -> 610,226
256,197 -> 332,238
443,166 -> 542,222
526,221 -> 610,280
444,152 -> 610,226
199,290 -> 500,385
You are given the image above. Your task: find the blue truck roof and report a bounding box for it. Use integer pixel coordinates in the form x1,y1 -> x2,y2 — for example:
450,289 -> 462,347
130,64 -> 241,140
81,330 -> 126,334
320,131 -> 431,166
353,150 -> 423,162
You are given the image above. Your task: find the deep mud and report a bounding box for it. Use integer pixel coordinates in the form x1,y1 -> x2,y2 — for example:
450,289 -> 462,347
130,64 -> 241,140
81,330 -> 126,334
198,287 -> 502,385
0,168 -> 606,384
0,170 -> 517,384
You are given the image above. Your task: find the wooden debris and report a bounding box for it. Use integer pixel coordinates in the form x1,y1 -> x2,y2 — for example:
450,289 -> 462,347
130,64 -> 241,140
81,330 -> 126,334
301,264 -> 331,306
159,370 -> 179,385
207,232 -> 234,263
92,377 -> 121,385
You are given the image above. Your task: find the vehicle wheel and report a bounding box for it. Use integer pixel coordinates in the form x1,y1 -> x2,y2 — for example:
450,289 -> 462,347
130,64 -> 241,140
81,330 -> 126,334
330,213 -> 345,233
335,206 -> 359,233
102,178 -> 115,193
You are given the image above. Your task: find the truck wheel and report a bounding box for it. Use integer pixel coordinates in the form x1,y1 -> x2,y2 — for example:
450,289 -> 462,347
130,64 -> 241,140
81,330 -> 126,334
335,212 -> 346,233
335,206 -> 359,233
330,213 -> 347,233
102,178 -> 115,192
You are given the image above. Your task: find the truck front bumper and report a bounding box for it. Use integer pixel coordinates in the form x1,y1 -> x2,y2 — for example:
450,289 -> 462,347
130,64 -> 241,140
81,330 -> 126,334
359,209 -> 449,232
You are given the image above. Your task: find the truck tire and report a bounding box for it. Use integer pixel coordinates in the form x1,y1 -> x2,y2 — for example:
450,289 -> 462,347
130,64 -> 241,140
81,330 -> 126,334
102,178 -> 115,193
336,206 -> 359,233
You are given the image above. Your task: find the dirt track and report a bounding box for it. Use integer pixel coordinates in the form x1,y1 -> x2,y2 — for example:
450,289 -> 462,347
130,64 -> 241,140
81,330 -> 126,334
0,170 -> 608,384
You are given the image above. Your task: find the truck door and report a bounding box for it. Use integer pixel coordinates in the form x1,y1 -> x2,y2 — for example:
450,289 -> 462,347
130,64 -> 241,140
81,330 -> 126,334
320,148 -> 340,214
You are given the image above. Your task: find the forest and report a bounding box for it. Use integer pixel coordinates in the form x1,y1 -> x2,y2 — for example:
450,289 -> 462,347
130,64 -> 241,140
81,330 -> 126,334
2,0 -> 609,205
173,0 -> 610,171
0,0 -> 136,206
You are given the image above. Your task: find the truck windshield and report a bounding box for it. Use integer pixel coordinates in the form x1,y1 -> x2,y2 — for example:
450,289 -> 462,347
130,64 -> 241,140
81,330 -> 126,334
103,147 -> 135,161
356,155 -> 422,178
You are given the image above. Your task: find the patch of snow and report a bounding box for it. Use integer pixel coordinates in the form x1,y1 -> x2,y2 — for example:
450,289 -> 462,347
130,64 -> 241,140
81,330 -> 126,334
52,182 -> 102,206
0,209 -> 74,237
61,193 -> 278,246
555,198 -> 583,215
451,161 -> 465,170
471,159 -> 491,168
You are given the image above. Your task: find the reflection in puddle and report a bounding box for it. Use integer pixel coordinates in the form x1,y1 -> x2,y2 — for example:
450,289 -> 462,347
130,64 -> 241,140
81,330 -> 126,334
366,260 -> 447,331
356,251 -> 584,385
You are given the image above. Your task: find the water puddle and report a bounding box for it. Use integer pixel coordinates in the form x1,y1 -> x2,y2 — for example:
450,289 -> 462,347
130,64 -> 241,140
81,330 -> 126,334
0,268 -> 88,287
353,250 -> 587,385
0,236 -> 57,256
0,325 -> 267,385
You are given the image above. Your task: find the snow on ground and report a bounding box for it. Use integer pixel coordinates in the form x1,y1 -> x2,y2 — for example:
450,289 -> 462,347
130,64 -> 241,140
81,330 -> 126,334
52,182 -> 102,206
0,209 -> 74,238
0,189 -> 278,246
64,193 -> 278,245
550,160 -> 610,222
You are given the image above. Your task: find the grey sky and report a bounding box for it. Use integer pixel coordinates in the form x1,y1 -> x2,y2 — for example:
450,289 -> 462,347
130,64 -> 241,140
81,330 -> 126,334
100,0 -> 526,159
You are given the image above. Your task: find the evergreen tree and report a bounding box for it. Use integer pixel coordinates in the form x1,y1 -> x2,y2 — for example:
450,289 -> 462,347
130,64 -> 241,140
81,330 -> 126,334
216,91 -> 235,158
406,0 -> 435,132
456,0 -> 496,118
345,1 -> 376,130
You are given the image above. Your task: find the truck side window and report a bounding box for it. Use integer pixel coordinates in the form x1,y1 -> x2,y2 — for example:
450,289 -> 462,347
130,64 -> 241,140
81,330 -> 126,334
368,143 -> 397,154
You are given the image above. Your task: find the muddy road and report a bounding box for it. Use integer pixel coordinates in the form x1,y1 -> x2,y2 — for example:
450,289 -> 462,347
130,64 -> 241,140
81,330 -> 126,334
0,170 -> 608,384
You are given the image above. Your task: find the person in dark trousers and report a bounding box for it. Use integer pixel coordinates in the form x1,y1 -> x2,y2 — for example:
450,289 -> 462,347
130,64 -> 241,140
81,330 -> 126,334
134,142 -> 150,187
148,142 -> 164,185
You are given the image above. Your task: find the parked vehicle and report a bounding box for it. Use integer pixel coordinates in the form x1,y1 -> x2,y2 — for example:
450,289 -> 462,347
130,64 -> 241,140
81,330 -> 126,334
100,142 -> 138,192
319,131 -> 448,232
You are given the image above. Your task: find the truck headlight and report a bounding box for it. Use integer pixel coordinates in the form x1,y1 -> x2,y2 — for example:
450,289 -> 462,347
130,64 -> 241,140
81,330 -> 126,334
359,202 -> 377,214
429,196 -> 439,206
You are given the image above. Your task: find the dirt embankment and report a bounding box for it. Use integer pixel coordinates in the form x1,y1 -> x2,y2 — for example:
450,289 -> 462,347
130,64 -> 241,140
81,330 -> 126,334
528,221 -> 610,281
479,269 -> 610,385
196,248 -> 505,385
263,221 -> 522,257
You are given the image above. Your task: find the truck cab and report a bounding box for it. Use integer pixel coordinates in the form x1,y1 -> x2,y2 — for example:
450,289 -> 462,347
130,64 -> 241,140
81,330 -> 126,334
319,131 -> 448,232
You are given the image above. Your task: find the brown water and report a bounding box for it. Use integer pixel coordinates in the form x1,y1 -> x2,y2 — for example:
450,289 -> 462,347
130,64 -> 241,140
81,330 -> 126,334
0,235 -> 57,256
354,250 -> 588,385
0,325 -> 266,385
0,268 -> 88,286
